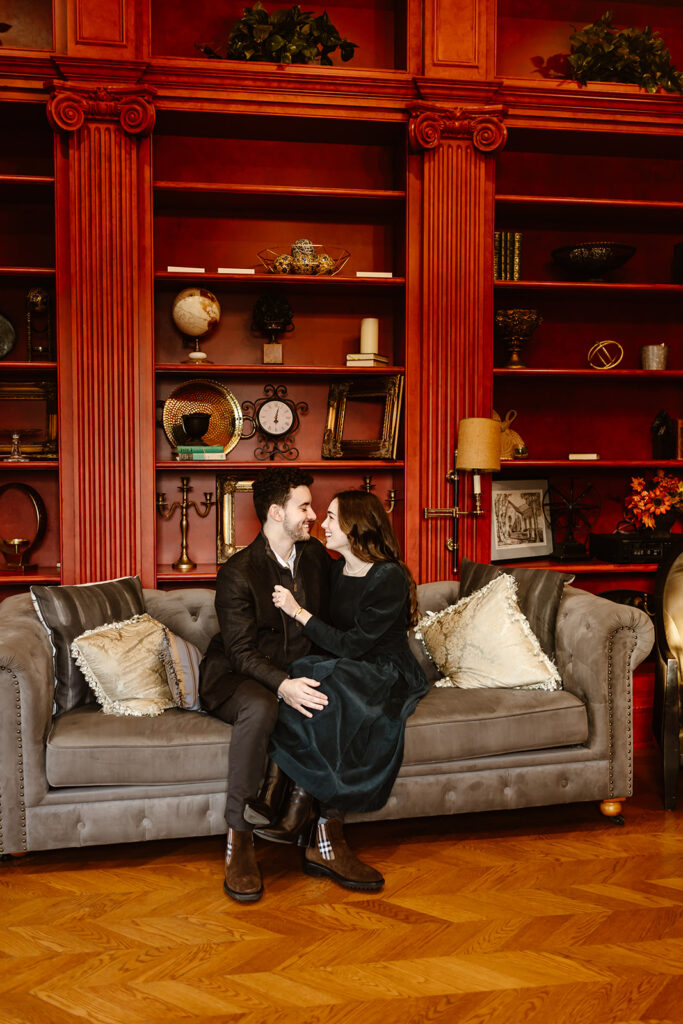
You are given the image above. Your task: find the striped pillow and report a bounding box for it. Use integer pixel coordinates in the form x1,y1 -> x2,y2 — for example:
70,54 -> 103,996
161,628 -> 203,711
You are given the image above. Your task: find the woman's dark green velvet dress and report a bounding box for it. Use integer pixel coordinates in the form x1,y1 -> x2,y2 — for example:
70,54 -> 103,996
269,560 -> 429,813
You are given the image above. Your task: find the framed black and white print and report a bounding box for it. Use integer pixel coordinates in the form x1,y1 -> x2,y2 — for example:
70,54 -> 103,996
491,479 -> 552,562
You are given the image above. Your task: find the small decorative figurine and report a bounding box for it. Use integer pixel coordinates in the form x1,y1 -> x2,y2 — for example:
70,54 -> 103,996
252,293 -> 294,364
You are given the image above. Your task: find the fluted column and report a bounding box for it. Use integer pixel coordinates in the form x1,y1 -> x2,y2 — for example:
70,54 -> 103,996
48,82 -> 156,584
409,102 -> 506,579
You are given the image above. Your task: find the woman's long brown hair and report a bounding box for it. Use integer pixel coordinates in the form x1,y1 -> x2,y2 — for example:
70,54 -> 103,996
334,490 -> 420,626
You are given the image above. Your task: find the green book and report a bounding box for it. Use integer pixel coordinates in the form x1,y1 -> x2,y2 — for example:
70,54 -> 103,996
176,444 -> 224,453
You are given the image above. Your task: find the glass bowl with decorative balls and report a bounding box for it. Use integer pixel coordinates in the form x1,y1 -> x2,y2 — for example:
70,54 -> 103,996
171,288 -> 221,363
551,242 -> 636,282
258,240 -> 350,277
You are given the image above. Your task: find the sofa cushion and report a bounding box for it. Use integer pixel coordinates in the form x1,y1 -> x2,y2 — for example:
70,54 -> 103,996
402,685 -> 588,766
459,557 -> 573,662
161,629 -> 203,710
416,575 -> 562,691
143,589 -> 219,655
410,580 -> 461,682
46,706 -> 231,787
71,614 -> 176,718
31,576 -> 145,715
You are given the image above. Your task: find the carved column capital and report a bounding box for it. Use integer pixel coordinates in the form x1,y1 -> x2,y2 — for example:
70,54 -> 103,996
46,82 -> 156,137
408,101 -> 507,155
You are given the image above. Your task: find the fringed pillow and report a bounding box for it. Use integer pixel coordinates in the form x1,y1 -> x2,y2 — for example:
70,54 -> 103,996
415,574 -> 562,692
71,613 -> 176,717
161,628 -> 203,710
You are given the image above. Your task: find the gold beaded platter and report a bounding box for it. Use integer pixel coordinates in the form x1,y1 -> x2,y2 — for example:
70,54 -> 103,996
162,380 -> 243,453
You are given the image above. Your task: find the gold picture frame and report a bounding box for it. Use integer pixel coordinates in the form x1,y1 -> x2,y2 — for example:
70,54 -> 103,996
321,374 -> 404,460
0,381 -> 58,459
216,474 -> 256,563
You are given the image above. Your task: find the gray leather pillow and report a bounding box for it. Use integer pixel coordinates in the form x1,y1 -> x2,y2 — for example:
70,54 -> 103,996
458,558 -> 574,662
30,576 -> 145,715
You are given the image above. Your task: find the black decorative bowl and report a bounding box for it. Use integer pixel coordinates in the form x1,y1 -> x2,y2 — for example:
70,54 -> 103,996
181,412 -> 211,444
551,242 -> 636,281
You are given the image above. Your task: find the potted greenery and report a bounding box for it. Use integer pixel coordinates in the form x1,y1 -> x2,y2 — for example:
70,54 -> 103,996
566,11 -> 683,94
196,2 -> 357,65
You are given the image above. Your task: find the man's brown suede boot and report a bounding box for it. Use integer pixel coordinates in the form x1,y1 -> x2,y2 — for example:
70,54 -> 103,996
303,818 -> 384,892
224,828 -> 263,902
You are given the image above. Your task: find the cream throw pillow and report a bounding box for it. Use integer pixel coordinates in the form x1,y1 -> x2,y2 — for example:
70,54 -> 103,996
71,613 -> 176,717
415,574 -> 562,691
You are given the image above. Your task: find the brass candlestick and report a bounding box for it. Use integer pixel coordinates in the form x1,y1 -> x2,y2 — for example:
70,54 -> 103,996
157,477 -> 214,572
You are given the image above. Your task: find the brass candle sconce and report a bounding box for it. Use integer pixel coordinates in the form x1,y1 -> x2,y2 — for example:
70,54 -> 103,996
361,475 -> 398,514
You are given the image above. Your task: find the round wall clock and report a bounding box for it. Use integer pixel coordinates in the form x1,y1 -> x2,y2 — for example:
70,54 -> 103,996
242,384 -> 308,461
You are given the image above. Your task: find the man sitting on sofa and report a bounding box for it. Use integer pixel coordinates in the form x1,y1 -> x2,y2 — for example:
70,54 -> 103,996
199,466 -> 331,903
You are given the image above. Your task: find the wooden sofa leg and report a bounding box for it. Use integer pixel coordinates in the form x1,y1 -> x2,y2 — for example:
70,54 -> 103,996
599,798 -> 626,825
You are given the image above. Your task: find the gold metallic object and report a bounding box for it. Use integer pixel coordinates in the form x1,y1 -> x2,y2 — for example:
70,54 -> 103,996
216,475 -> 256,563
494,308 -> 543,369
322,375 -> 403,460
361,474 -> 398,514
162,379 -> 243,454
157,477 -> 214,572
587,339 -> 624,370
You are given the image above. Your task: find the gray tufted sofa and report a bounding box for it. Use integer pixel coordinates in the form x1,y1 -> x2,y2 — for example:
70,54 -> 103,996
0,581 -> 653,855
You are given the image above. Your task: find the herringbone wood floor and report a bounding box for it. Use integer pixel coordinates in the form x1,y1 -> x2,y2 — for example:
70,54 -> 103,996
2,752 -> 683,1024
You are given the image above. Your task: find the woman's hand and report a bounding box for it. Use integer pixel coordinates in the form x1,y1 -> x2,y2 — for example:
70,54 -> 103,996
272,584 -> 302,619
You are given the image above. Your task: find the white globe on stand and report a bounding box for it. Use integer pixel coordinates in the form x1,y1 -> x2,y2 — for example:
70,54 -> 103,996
171,288 -> 221,362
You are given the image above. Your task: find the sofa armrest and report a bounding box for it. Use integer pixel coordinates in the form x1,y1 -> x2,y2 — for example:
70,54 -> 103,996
554,585 -> 654,800
0,600 -> 55,854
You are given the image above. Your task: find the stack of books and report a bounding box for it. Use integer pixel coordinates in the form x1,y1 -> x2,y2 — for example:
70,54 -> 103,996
175,445 -> 226,461
346,353 -> 389,367
494,231 -> 522,281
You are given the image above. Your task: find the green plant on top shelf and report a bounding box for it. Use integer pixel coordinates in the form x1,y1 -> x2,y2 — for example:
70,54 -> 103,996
566,11 -> 683,94
196,2 -> 358,66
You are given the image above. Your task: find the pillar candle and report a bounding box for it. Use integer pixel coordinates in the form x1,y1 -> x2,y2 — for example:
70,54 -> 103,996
360,318 -> 379,354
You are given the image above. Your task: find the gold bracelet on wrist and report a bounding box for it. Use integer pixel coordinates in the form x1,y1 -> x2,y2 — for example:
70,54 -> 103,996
293,606 -> 304,619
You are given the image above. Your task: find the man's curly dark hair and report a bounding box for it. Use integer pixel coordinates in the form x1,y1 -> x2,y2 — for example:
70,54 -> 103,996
252,467 -> 314,524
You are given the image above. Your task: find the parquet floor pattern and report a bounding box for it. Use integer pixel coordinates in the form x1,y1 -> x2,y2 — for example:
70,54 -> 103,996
2,753 -> 683,1024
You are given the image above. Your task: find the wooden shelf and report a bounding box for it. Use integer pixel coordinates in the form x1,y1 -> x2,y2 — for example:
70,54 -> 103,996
156,460 -> 404,470
153,181 -> 405,214
495,460 -> 683,469
156,564 -> 218,582
0,567 -> 60,584
0,266 -> 55,278
0,461 -> 59,470
155,363 -> 404,375
494,369 -> 683,379
494,281 -> 683,294
499,194 -> 683,212
155,271 -> 404,289
0,361 -> 57,372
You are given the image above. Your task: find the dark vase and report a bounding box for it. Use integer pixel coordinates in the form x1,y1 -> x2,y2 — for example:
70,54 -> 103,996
644,510 -> 678,538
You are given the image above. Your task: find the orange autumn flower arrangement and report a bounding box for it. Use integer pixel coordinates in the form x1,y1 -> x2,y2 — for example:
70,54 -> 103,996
625,474 -> 683,530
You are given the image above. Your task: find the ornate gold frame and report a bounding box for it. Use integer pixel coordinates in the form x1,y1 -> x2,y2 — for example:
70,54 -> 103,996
216,474 -> 256,563
322,375 -> 404,460
0,381 -> 58,459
